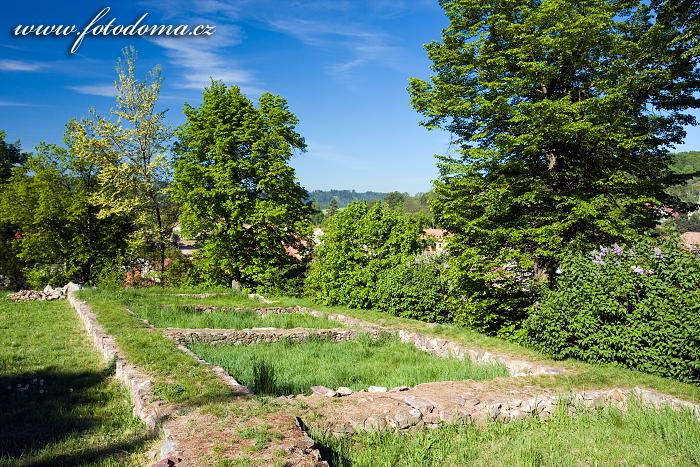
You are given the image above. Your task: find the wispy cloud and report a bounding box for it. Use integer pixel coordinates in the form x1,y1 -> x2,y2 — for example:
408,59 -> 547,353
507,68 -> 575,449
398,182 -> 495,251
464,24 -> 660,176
67,83 -> 116,97
304,140 -> 370,171
151,32 -> 259,93
0,59 -> 44,72
0,100 -> 38,107
139,0 -> 259,94
267,19 -> 407,79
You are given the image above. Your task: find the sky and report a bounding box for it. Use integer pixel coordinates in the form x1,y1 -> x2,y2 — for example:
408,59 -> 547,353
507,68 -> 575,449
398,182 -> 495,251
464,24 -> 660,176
1,1 -> 698,194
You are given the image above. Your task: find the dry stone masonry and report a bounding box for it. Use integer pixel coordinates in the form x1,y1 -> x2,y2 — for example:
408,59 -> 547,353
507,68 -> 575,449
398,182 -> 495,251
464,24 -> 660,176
298,381 -> 700,435
163,327 -> 384,346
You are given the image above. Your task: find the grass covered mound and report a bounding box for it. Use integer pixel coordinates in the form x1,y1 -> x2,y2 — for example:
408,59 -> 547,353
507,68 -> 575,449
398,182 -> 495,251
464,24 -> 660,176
0,297 -> 151,466
310,401 -> 700,466
132,304 -> 341,329
189,334 -> 509,396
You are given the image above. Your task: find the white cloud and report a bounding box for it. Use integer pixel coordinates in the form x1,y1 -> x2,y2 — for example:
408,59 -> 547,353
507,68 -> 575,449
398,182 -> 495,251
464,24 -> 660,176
67,83 -> 116,97
0,59 -> 43,72
151,32 -> 259,93
138,0 -> 259,94
267,19 -> 407,79
0,100 -> 35,107
304,140 -> 370,171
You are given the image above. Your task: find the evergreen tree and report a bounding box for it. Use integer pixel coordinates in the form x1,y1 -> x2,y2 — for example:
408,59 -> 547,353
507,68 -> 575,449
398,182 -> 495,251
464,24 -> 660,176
409,0 -> 700,337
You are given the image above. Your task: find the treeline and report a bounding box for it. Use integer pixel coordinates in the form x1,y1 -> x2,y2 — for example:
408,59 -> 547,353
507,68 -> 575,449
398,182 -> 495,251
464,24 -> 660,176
0,48 -> 312,293
310,191 -> 435,227
308,190 -> 388,209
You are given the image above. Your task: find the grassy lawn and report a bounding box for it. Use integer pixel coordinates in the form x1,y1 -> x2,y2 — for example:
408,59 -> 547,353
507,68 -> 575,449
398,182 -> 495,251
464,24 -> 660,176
310,402 -> 700,466
188,334 -> 509,396
265,295 -> 700,405
73,286 -> 700,466
112,286 -> 266,309
88,288 -> 700,405
0,296 -> 153,466
131,304 -> 342,329
77,289 -> 234,404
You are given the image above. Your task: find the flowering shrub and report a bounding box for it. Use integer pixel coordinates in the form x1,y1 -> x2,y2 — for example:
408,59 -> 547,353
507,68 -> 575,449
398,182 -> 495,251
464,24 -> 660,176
525,239 -> 700,384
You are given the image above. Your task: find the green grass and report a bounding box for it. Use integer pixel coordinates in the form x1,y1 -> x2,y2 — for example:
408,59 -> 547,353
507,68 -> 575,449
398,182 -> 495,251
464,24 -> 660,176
131,304 -> 342,329
310,402 -> 700,466
264,295 -> 700,405
0,296 -> 153,466
77,289 -> 235,404
112,286 -> 266,309
189,334 -> 509,396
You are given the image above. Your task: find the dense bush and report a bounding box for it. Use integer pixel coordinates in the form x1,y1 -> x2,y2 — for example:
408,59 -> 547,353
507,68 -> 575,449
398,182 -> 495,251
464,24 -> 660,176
305,202 -> 423,309
374,255 -> 453,323
525,240 -> 700,384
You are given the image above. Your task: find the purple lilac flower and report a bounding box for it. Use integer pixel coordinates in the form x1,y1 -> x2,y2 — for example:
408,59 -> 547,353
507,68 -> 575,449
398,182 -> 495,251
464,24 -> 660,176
593,258 -> 604,265
599,246 -> 610,257
653,247 -> 663,259
631,265 -> 645,275
613,243 -> 623,256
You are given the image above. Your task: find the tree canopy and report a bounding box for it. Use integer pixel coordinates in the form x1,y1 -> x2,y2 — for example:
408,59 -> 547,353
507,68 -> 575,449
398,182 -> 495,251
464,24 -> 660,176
172,81 -> 313,291
409,0 -> 700,337
69,47 -> 176,274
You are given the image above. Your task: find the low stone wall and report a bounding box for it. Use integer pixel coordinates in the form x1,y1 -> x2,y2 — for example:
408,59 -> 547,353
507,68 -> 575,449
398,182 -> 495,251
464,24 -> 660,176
68,291 -> 171,430
163,327 -> 384,346
302,309 -> 565,377
396,330 -> 563,376
303,383 -> 700,435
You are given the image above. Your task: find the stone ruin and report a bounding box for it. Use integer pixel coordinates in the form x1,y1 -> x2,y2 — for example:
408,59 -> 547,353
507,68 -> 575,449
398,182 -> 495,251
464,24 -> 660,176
7,282 -> 81,301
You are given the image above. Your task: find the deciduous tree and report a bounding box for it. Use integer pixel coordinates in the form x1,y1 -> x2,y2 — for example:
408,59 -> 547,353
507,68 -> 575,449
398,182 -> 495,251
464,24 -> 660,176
172,81 -> 313,291
69,47 -> 176,274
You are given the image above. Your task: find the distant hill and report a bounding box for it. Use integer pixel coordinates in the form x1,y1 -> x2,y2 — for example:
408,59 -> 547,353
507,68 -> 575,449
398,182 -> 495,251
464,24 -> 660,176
308,190 -> 389,209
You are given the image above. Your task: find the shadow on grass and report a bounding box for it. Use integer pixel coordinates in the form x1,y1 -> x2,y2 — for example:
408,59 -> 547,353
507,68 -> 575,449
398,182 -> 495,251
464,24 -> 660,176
296,418 -> 351,467
0,366 -> 153,465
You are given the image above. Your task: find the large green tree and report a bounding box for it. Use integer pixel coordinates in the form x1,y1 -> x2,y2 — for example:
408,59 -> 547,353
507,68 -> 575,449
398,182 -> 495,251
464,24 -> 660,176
0,137 -> 131,288
0,131 -> 28,288
69,47 -> 176,274
409,0 -> 700,337
0,131 -> 27,184
172,81 -> 313,291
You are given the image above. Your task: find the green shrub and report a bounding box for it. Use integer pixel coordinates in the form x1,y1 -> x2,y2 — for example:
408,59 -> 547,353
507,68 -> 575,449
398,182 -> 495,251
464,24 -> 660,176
525,239 -> 700,384
305,202 -> 423,309
374,255 -> 453,323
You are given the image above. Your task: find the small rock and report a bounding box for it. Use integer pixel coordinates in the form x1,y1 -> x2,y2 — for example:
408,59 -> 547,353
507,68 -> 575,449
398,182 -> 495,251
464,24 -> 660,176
311,385 -> 334,396
608,388 -> 626,402
364,416 -> 387,431
404,395 -> 435,413
336,387 -> 353,396
391,408 -> 422,429
368,386 -> 388,393
389,386 -> 409,392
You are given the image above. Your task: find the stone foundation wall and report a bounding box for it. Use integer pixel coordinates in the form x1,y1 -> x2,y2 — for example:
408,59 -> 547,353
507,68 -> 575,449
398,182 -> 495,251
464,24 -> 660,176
68,292 -> 171,429
301,308 -> 565,377
163,327 -> 384,345
307,385 -> 700,436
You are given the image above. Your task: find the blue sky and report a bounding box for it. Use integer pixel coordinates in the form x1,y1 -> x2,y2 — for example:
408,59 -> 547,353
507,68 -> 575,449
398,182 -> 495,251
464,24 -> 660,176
1,1 -> 698,193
